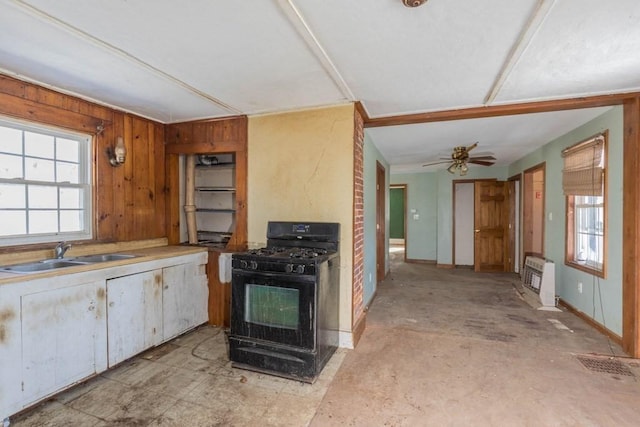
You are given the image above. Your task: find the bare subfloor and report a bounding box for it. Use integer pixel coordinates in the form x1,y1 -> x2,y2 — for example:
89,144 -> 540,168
11,250 -> 640,426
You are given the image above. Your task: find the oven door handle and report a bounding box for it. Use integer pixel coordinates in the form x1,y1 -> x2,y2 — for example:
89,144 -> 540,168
232,269 -> 315,282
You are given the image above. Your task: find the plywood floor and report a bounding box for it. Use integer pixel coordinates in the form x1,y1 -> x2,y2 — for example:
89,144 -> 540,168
11,249 -> 640,426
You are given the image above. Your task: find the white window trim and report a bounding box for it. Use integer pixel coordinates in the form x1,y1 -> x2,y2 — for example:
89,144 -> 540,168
0,116 -> 92,246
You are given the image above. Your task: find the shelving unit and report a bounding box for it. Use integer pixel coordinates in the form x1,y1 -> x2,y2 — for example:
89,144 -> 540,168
194,154 -> 236,246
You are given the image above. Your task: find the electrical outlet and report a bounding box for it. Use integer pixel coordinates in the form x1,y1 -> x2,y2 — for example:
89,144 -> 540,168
578,282 -> 583,293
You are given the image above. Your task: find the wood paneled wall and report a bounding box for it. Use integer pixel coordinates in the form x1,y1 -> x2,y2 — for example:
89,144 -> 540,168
165,117 -> 248,250
0,75 -> 166,245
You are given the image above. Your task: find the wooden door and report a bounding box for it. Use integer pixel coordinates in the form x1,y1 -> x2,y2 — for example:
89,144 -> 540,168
376,162 -> 386,283
474,181 -> 510,272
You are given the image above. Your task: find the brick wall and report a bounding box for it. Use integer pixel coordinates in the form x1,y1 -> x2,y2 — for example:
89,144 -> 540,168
352,108 -> 365,326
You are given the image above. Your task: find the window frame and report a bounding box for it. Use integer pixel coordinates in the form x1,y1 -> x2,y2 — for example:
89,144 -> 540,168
0,116 -> 93,246
564,132 -> 607,278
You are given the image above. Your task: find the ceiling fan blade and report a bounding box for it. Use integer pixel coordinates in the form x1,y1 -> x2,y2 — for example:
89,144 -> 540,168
468,160 -> 495,166
469,155 -> 496,161
466,142 -> 479,152
422,160 -> 452,167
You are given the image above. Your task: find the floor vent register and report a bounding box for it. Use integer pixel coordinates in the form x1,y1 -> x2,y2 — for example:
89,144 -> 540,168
576,354 -> 635,377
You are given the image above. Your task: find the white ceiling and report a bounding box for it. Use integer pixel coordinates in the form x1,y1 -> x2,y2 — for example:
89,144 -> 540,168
1,0 -> 639,173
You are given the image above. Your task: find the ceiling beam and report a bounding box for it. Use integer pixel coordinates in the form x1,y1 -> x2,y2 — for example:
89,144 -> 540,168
364,91 -> 640,128
484,0 -> 557,105
278,0 -> 356,102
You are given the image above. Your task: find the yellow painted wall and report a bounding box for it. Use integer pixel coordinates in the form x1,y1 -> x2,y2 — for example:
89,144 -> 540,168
247,104 -> 355,334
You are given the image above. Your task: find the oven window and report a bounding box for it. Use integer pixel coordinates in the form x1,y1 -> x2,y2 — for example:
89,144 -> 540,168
245,284 -> 300,329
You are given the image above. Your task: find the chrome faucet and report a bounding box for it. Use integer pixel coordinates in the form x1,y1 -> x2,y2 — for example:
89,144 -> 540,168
54,241 -> 72,259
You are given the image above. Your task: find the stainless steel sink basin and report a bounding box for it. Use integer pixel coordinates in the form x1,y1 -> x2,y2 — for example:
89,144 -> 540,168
0,253 -> 138,274
72,254 -> 137,263
0,260 -> 86,273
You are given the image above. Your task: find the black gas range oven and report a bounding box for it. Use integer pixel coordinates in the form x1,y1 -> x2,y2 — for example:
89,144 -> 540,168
229,221 -> 340,383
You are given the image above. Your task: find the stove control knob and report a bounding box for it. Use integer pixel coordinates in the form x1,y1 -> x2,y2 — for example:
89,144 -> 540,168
285,264 -> 294,273
296,265 -> 305,274
250,261 -> 258,270
240,260 -> 248,269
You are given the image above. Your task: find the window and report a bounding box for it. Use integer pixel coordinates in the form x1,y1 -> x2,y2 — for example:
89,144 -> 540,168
0,117 -> 92,245
563,133 -> 606,277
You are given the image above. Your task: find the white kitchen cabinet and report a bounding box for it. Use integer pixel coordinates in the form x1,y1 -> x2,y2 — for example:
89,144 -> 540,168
106,269 -> 163,367
162,262 -> 208,341
0,248 -> 208,422
0,294 -> 23,420
20,280 -> 107,405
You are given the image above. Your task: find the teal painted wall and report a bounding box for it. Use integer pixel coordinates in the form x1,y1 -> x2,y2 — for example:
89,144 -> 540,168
390,172 -> 438,261
385,107 -> 622,335
389,188 -> 405,239
508,106 -> 623,335
363,134 -> 389,307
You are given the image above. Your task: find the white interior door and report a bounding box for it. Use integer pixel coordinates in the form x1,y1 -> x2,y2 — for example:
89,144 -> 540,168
454,183 -> 475,266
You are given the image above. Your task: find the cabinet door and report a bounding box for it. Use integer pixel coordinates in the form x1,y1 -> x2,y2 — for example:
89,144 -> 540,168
107,270 -> 162,367
0,295 -> 23,418
21,280 -> 107,404
162,263 -> 208,341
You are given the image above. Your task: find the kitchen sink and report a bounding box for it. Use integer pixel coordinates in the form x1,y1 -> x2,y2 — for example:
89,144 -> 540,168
0,253 -> 138,274
0,260 -> 86,273
71,254 -> 137,263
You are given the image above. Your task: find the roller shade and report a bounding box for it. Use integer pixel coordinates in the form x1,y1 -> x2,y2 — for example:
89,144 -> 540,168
562,135 -> 604,196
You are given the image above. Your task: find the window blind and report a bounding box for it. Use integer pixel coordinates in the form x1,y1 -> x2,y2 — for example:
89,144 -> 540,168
561,135 -> 604,196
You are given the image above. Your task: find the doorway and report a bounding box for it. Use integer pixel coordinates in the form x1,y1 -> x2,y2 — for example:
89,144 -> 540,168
453,179 -> 511,272
376,161 -> 386,283
509,174 -> 521,273
523,163 -> 545,259
453,181 -> 474,266
390,185 -> 406,245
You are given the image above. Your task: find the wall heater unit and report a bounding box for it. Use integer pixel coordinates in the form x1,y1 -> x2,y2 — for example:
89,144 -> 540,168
519,256 -> 560,311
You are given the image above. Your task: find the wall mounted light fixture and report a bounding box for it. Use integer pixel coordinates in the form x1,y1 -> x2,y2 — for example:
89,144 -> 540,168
109,136 -> 126,167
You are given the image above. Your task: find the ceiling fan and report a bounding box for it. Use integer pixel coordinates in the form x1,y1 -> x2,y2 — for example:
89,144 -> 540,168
422,142 -> 496,176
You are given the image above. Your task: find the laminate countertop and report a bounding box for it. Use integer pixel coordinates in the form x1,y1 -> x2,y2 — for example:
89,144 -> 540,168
0,243 -> 207,285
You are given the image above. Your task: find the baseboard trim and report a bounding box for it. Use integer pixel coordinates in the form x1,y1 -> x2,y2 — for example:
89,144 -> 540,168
352,312 -> 367,348
558,298 -> 622,346
437,263 -> 454,269
406,258 -> 436,264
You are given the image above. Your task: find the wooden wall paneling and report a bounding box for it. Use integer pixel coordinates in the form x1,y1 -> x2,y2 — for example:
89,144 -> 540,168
94,111 -> 117,241
165,154 -> 181,245
132,117 -> 153,240
164,116 -> 248,250
0,74 -> 170,246
623,97 -> 640,358
116,114 -> 134,240
229,146 -> 248,251
154,122 -> 167,239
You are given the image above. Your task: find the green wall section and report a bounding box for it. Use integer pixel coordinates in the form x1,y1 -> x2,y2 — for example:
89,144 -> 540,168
389,188 -> 405,239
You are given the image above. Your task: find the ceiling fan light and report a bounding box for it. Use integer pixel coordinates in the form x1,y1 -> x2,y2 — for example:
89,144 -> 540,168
460,164 -> 469,176
447,163 -> 457,174
403,0 -> 427,7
